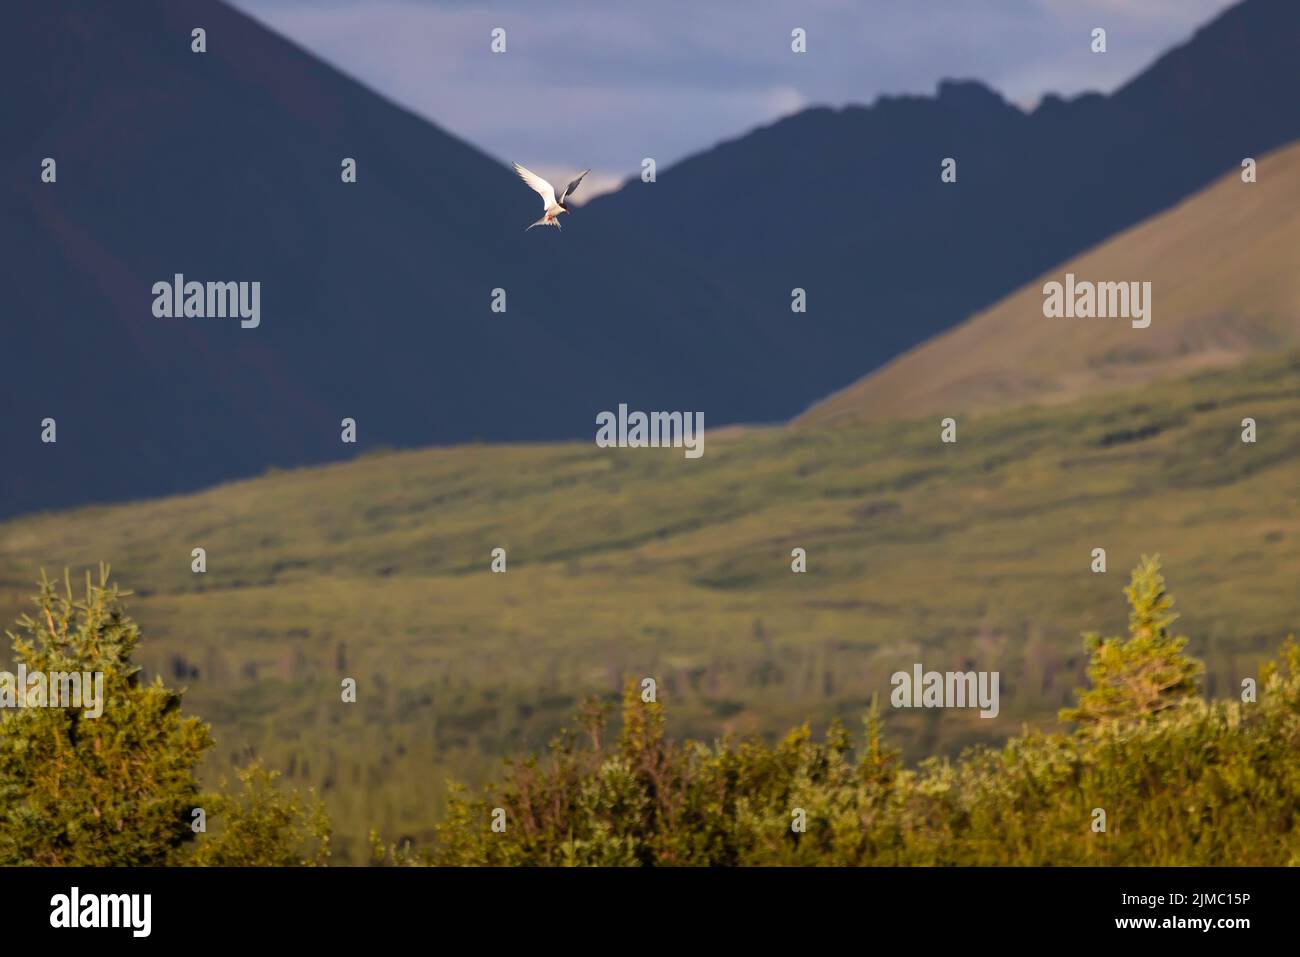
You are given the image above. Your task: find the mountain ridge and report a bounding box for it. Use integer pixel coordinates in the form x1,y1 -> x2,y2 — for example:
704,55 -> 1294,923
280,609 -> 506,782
5,0 -> 1300,517
799,138 -> 1300,426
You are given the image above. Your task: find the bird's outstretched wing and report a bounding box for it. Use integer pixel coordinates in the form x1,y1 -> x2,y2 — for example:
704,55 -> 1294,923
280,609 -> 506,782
513,162 -> 557,209
558,169 -> 591,205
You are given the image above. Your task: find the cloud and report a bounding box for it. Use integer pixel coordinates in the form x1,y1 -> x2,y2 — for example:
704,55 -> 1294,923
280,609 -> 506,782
764,86 -> 807,118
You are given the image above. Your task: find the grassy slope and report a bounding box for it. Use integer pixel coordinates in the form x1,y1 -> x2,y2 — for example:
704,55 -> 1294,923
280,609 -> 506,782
1,351 -> 1298,856
801,140 -> 1300,426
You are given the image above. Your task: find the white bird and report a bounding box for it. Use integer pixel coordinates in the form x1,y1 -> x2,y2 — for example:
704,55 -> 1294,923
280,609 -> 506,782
513,162 -> 590,231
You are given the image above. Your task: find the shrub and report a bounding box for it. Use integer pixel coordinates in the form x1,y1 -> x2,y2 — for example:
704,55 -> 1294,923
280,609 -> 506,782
430,559 -> 1300,866
0,567 -> 332,866
0,567 -> 213,865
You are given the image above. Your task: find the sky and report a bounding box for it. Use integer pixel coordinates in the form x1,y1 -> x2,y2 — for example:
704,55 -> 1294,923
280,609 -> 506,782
227,0 -> 1240,202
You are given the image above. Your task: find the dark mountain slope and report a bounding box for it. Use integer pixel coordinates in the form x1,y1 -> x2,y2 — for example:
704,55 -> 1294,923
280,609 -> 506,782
0,0 -> 804,517
3,0 -> 1299,517
583,0 -> 1300,412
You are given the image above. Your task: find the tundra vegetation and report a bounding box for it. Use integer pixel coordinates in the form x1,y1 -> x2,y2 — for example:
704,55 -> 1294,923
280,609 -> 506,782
0,568 -> 328,866
2,559 -> 1297,866
1,352 -> 1297,858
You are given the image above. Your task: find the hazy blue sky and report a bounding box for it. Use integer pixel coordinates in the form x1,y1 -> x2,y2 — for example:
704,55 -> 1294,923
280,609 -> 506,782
228,0 -> 1239,199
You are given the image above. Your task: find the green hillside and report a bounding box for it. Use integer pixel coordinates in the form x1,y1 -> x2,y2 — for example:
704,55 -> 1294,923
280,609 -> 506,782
2,351 -> 1298,859
801,140 -> 1300,427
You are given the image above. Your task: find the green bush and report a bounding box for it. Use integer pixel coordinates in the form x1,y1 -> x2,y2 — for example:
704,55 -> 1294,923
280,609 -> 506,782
5,561 -> 1296,866
0,567 -> 330,866
431,558 -> 1300,866
189,762 -> 330,866
0,568 -> 212,865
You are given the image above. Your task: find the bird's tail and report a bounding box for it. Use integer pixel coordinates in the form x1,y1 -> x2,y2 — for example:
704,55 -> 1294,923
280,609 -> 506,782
526,216 -> 557,231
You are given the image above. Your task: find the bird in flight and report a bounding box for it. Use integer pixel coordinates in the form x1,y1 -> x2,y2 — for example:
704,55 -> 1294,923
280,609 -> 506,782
513,162 -> 590,231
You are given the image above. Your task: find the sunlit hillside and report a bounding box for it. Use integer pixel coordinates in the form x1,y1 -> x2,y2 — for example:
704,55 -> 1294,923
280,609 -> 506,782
3,350 -> 1297,858
802,140 -> 1300,426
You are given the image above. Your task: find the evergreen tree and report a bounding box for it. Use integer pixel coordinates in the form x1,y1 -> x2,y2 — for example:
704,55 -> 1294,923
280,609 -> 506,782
1060,555 -> 1203,729
0,567 -> 333,866
0,567 -> 212,865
